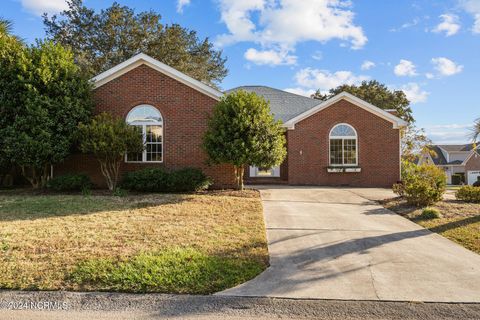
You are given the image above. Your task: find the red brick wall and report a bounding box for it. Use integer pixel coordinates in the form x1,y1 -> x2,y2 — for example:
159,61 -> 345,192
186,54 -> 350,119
55,64 -> 236,188
287,99 -> 401,187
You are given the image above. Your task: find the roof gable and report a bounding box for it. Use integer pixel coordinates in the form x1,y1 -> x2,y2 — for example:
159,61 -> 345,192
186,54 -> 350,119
91,53 -> 223,100
282,92 -> 408,129
437,144 -> 475,152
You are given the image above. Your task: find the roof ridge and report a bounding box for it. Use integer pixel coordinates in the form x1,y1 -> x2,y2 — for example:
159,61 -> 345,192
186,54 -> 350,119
228,85 -> 318,101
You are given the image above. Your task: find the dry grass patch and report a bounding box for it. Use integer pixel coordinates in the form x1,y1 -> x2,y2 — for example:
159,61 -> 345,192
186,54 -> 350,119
382,197 -> 480,254
0,189 -> 267,293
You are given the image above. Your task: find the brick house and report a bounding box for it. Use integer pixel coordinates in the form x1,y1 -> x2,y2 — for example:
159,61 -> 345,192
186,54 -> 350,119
418,144 -> 480,185
56,53 -> 408,188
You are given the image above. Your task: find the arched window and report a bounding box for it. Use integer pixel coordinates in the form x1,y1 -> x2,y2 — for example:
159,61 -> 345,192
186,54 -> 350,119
329,123 -> 357,166
125,105 -> 163,162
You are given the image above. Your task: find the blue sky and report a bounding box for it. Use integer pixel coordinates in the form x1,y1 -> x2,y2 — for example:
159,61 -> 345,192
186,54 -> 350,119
3,0 -> 480,144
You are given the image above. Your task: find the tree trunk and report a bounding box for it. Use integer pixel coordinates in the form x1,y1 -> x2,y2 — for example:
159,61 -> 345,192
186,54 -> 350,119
234,165 -> 244,191
99,160 -> 114,191
20,165 -> 49,189
99,158 -> 121,191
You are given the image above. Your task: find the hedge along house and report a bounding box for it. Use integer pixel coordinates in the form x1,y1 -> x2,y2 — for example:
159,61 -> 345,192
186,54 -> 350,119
55,53 -> 408,188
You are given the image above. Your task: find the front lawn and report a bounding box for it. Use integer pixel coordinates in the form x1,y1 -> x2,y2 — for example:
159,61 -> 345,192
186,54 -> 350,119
0,189 -> 268,293
381,197 -> 480,254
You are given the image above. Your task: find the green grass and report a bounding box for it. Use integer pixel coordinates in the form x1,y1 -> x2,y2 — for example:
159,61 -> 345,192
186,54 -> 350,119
0,194 -> 132,219
71,247 -> 265,294
0,190 -> 268,293
418,216 -> 480,254
382,197 -> 480,254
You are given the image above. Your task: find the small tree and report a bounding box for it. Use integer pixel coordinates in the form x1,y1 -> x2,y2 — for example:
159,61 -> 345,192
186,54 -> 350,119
78,113 -> 144,191
401,124 -> 434,162
0,36 -> 92,188
203,91 -> 287,190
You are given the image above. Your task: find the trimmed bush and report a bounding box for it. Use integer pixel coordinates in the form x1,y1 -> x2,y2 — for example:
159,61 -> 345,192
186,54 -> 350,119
47,174 -> 92,191
420,208 -> 441,219
394,162 -> 446,207
456,185 -> 480,203
121,168 -> 211,193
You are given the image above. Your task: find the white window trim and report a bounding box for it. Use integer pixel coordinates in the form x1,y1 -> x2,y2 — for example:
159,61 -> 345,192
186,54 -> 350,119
125,105 -> 164,164
329,123 -> 358,167
249,166 -> 281,178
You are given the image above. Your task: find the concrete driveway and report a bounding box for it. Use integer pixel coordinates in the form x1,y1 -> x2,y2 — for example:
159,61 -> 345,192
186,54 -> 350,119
219,186 -> 480,302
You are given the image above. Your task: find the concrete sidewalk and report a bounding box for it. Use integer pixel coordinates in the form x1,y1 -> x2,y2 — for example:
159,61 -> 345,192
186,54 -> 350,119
219,186 -> 480,302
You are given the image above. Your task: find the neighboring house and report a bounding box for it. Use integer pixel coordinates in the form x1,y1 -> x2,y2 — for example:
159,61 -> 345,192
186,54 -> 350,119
55,53 -> 408,188
418,144 -> 480,185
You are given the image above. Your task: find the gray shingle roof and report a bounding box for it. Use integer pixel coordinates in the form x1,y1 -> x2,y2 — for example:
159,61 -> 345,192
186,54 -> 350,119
428,146 -> 448,165
437,144 -> 475,152
226,86 -> 320,123
427,144 -> 476,165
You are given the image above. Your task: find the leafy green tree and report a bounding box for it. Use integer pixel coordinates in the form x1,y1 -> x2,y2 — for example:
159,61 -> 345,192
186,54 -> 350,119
203,91 -> 287,190
78,113 -> 144,191
0,35 -> 93,188
43,0 -> 227,86
312,80 -> 414,123
402,125 -> 434,162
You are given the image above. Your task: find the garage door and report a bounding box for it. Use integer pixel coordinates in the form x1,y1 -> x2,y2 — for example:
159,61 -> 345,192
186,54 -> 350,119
467,170 -> 480,185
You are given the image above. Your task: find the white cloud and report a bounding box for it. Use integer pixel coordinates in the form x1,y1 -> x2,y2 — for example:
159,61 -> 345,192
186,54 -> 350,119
394,59 -> 418,77
312,51 -> 323,61
360,60 -> 375,70
432,14 -> 460,36
401,83 -> 429,103
424,123 -> 473,144
425,73 -> 435,79
475,14 -> 480,33
215,0 -> 367,65
244,48 -> 297,65
293,68 -> 369,92
431,57 -> 463,76
284,87 -> 316,97
390,18 -> 420,32
459,0 -> 480,34
21,0 -> 67,15
176,0 -> 191,13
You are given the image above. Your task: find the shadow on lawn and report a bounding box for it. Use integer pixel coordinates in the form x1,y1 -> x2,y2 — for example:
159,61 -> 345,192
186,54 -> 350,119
0,191 -> 188,222
427,215 -> 480,233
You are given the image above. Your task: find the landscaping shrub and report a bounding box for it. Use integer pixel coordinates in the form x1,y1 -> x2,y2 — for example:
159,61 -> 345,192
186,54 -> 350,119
121,168 -> 211,193
169,168 -> 212,192
456,185 -> 480,203
419,208 -> 442,219
392,182 -> 404,196
47,174 -> 92,192
394,162 -> 446,207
